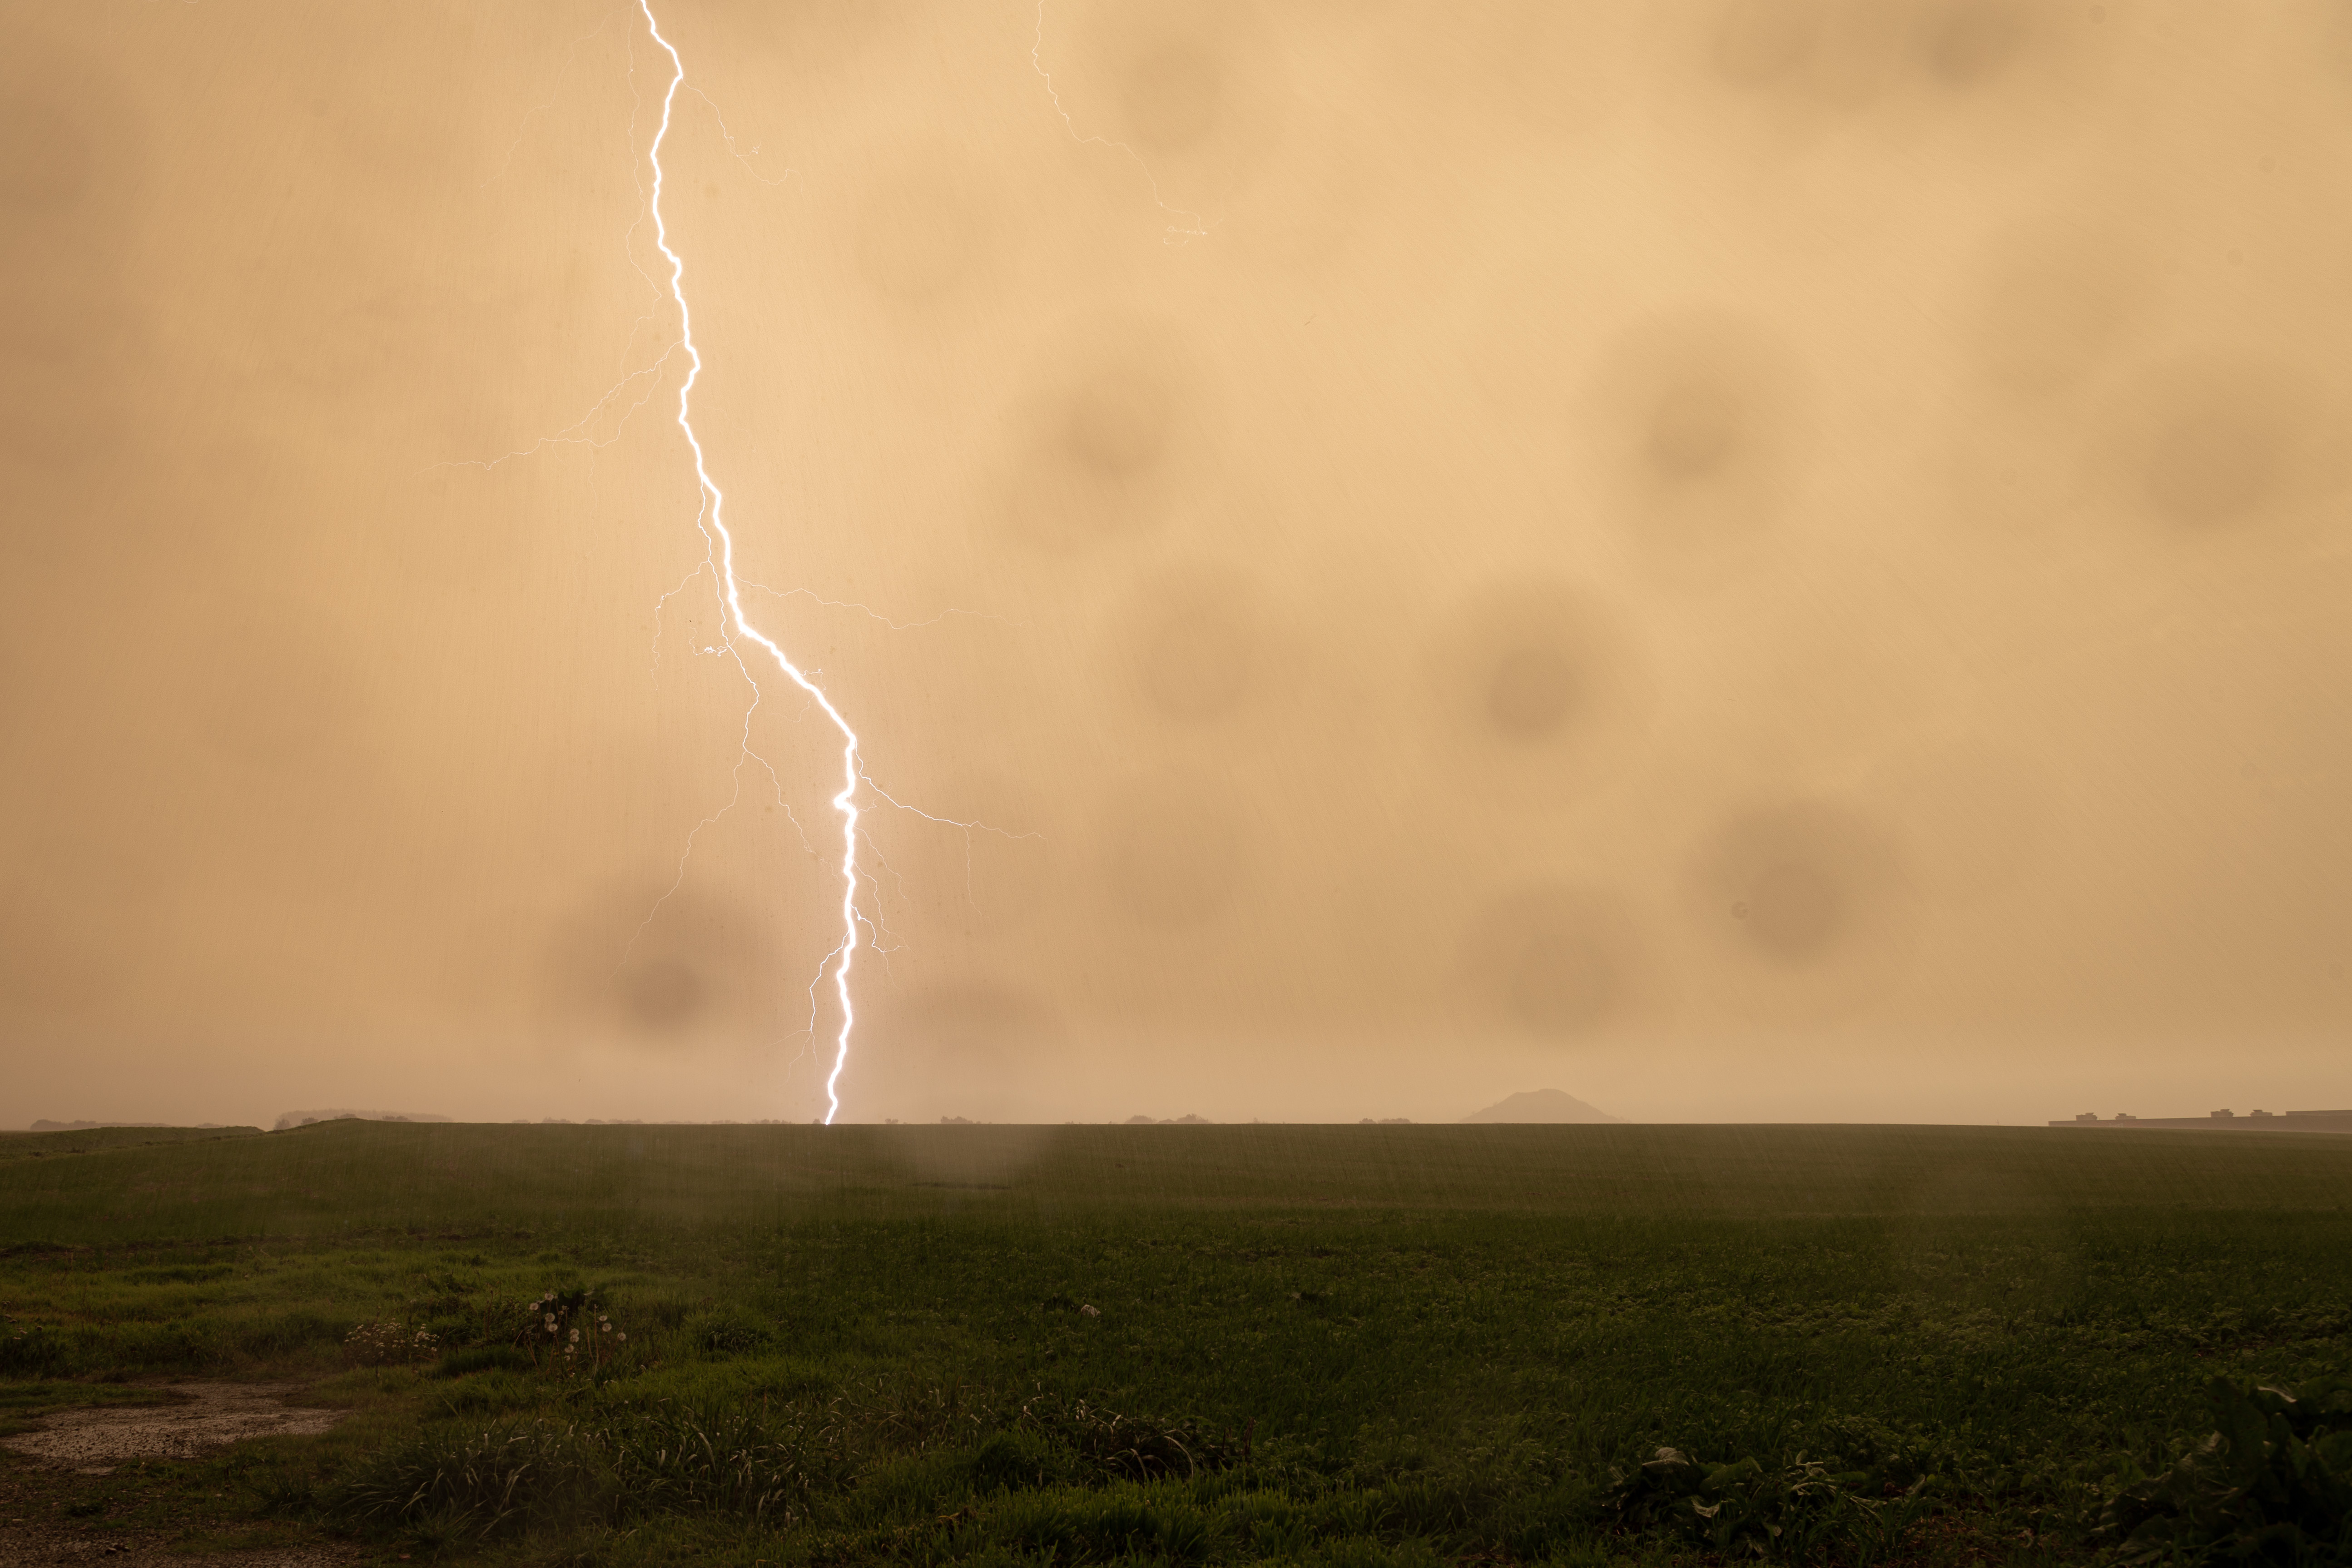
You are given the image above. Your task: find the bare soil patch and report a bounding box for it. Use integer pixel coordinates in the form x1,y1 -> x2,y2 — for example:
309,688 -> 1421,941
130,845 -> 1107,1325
3,1385 -> 343,1473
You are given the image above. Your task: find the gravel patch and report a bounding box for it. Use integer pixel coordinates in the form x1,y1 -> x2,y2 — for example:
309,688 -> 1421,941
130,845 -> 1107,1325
0,1385 -> 362,1563
2,1386 -> 345,1472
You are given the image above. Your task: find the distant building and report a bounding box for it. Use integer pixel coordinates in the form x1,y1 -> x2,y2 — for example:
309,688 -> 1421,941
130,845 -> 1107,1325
2051,1108 -> 2352,1134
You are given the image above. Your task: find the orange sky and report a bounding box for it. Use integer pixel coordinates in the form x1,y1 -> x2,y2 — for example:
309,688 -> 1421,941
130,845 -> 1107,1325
4,0 -> 2349,1127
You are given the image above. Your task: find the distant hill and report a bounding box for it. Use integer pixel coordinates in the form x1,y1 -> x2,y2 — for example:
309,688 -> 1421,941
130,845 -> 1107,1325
273,1109 -> 453,1131
1461,1090 -> 1623,1124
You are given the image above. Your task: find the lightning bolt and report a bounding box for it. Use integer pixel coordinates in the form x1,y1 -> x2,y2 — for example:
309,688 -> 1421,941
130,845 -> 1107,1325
638,0 -> 863,1126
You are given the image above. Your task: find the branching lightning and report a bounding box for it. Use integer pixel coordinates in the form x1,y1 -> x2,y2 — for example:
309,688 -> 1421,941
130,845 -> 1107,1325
484,5 -> 630,190
430,345 -> 675,474
739,579 -> 1025,635
1030,1 -> 1212,243
637,0 -> 863,1125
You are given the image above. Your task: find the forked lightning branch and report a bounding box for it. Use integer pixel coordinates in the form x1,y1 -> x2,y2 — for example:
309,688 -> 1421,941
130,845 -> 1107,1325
638,0 -> 864,1125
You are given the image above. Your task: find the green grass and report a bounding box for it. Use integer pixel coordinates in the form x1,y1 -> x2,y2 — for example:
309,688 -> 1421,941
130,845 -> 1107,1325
6,1121 -> 2352,1239
0,1123 -> 263,1165
3,1121 -> 2350,1564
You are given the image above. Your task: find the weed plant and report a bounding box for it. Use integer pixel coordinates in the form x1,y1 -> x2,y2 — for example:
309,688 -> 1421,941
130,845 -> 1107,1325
2100,1376 -> 2352,1563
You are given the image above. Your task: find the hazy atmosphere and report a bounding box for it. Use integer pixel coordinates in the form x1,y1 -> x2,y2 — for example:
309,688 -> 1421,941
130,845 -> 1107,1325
6,0 -> 2350,1129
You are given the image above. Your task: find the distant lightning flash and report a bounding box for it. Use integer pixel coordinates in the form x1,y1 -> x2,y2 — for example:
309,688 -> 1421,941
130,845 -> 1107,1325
638,0 -> 863,1125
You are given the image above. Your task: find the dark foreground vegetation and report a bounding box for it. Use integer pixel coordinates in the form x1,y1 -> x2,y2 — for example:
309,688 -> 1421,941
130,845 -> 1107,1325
2,1120 -> 2349,1565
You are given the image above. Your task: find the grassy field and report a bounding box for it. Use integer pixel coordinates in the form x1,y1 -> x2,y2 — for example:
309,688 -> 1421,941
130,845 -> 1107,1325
2,1120 -> 2349,1565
